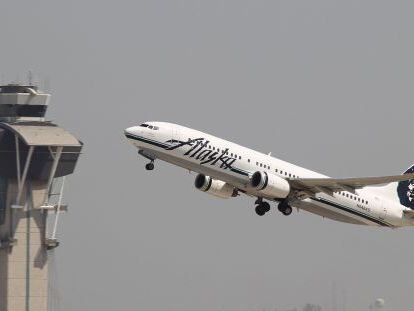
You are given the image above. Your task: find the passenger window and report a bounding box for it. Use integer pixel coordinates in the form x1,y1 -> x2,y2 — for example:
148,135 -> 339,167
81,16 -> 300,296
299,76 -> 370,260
153,126 -> 159,130
289,173 -> 291,177
275,169 -> 278,173
239,156 -> 242,160
248,159 -> 250,163
148,125 -> 153,129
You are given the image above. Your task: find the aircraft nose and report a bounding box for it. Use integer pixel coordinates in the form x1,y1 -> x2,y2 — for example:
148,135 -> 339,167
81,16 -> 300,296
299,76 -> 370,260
124,126 -> 138,136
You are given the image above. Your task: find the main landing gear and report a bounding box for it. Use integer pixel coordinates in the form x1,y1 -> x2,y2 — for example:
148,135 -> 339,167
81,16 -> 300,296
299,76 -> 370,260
254,198 -> 293,216
278,200 -> 293,216
254,198 -> 270,216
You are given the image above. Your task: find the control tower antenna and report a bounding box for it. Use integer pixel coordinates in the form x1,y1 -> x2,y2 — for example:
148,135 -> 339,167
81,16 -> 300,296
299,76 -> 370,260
0,83 -> 83,311
332,282 -> 337,311
27,71 -> 33,86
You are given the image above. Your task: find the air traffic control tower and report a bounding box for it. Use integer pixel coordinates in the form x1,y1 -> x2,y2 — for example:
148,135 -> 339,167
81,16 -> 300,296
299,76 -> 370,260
0,84 -> 82,310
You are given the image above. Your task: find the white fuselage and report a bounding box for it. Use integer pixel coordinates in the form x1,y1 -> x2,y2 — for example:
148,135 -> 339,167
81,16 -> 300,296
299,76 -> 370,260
125,121 -> 414,228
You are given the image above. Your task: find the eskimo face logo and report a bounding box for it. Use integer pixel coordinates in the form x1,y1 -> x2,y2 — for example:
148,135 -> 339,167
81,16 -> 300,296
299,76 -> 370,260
165,138 -> 237,169
397,165 -> 414,209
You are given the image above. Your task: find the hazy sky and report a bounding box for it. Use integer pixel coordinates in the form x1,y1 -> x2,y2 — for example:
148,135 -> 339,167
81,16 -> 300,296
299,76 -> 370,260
1,1 -> 414,310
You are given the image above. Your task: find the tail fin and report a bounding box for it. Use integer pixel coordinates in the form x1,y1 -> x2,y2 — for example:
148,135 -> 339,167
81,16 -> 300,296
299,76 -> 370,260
397,164 -> 414,209
372,164 -> 414,209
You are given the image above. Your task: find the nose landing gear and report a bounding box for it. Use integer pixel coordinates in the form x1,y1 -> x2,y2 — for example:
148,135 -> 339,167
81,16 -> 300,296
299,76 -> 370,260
138,150 -> 156,171
145,161 -> 155,171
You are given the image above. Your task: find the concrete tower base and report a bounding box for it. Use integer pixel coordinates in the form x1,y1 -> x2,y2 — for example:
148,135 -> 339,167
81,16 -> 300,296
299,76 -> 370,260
0,180 -> 49,311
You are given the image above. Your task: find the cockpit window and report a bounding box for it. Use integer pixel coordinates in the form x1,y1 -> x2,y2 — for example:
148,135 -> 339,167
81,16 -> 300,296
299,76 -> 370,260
140,123 -> 159,130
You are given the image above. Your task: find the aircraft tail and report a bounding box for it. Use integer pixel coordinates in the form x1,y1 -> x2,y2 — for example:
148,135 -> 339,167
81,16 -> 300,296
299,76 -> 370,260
397,164 -> 414,209
372,164 -> 414,209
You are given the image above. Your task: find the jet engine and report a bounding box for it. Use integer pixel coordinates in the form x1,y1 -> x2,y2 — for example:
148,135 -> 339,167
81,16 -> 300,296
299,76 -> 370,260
250,171 -> 290,199
194,174 -> 237,199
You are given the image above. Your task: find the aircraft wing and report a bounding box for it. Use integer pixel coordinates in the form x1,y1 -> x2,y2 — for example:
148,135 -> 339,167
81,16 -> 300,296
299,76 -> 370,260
288,173 -> 414,195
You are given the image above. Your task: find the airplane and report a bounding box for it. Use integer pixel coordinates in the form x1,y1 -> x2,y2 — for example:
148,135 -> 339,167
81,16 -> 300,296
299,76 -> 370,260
124,121 -> 414,228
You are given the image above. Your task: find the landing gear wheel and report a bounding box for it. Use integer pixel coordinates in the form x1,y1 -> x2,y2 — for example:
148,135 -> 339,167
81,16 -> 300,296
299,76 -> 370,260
278,200 -> 292,216
261,202 -> 270,213
145,162 -> 154,170
255,205 -> 266,216
282,205 -> 292,216
255,201 -> 270,216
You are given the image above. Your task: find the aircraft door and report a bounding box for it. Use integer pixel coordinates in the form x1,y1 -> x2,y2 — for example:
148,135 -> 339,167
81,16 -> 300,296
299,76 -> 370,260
171,126 -> 180,143
374,196 -> 387,220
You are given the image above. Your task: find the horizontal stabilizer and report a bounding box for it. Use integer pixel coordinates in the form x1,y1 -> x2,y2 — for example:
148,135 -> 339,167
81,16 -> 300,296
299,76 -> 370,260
403,209 -> 414,218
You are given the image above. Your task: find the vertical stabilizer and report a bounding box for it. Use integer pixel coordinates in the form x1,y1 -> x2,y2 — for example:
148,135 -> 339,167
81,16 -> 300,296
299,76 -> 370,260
397,164 -> 414,209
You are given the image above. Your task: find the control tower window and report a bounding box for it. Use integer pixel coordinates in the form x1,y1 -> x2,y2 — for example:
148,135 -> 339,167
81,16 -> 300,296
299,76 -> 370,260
0,105 -> 48,118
